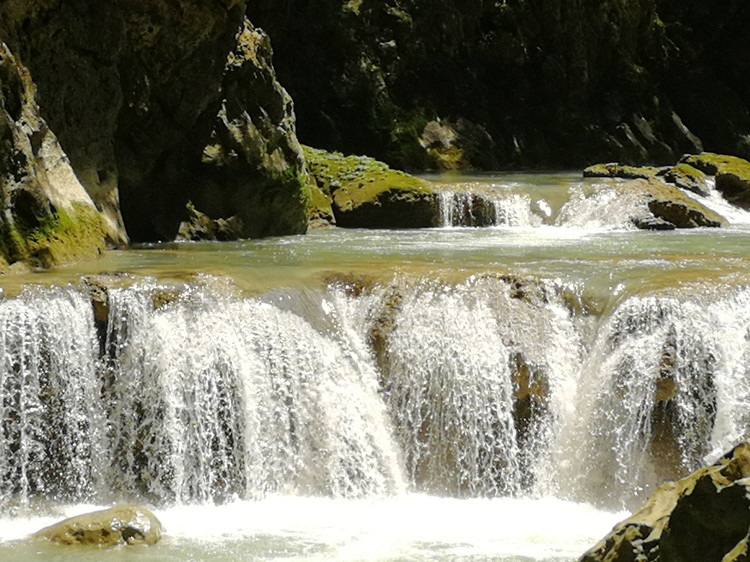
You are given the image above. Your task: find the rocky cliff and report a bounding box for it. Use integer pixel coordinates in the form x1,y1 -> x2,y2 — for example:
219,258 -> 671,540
0,0 -> 309,265
248,0 -> 750,171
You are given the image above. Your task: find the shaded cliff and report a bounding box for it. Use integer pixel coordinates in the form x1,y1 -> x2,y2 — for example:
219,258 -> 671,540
0,0 -> 309,251
248,0 -> 750,170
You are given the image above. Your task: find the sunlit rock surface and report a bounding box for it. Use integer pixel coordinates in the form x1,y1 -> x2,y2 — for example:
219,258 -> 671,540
580,441 -> 750,562
32,505 -> 162,547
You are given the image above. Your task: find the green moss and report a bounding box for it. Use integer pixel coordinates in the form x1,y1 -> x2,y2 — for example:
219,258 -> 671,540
26,204 -> 107,268
681,153 -> 750,178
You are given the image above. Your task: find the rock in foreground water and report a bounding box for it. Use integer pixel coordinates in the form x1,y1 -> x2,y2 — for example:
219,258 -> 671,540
579,441 -> 750,562
32,505 -> 162,547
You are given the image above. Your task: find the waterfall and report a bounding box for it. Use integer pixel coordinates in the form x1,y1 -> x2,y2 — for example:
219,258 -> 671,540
0,287 -> 105,507
1,277 -> 750,512
437,190 -> 540,227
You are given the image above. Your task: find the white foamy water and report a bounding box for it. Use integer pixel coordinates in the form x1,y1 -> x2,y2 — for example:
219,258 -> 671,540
0,496 -> 626,561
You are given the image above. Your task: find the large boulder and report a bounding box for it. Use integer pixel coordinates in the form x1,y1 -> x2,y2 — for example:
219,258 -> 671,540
32,505 -> 163,547
580,441 -> 750,562
0,43 -> 108,269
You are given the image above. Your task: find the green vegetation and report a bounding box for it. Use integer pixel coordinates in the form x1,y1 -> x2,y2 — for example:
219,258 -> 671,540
0,204 -> 106,270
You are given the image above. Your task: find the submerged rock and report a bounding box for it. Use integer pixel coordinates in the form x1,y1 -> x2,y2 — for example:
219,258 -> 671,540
32,505 -> 162,547
580,441 -> 750,562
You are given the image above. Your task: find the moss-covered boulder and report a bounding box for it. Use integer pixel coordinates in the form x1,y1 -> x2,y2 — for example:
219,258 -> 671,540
32,505 -> 163,547
580,441 -> 750,562
1,42 -> 108,269
616,178 -> 726,229
583,163 -> 669,181
680,153 -> 750,209
304,146 -> 439,228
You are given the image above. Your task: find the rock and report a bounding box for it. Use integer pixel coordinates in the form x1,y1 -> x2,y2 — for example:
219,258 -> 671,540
303,145 -> 439,228
0,4 -> 310,246
662,163 -> 710,196
0,42 -> 108,268
32,505 -> 163,547
583,163 -> 669,180
616,178 -> 727,229
680,153 -> 750,209
176,202 -> 244,242
419,117 -> 499,170
580,441 -> 750,562
248,1 -> 750,169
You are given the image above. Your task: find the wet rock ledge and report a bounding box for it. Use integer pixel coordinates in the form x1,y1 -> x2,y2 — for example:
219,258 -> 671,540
580,441 -> 750,562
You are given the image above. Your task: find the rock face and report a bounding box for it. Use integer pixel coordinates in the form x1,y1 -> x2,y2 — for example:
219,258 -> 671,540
580,441 -> 750,562
33,505 -> 162,547
0,43 -> 108,269
0,1 -> 309,252
247,0 -> 750,170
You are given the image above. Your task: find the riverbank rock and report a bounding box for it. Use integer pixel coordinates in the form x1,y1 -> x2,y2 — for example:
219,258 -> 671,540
618,178 -> 726,229
32,505 -> 163,547
176,202 -> 244,242
579,441 -> 750,562
304,145 -> 438,228
0,43 -> 108,268
681,153 -> 750,209
0,3 -> 310,250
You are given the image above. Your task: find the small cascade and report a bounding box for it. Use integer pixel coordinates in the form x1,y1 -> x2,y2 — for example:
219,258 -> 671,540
437,189 -> 541,227
0,287 -> 104,508
555,182 -> 642,230
492,194 -> 542,227
689,177 -> 750,226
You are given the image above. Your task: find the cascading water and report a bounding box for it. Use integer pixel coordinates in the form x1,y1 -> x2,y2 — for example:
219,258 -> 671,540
0,287 -> 105,507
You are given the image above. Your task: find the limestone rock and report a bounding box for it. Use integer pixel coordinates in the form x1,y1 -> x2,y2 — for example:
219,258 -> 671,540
33,505 -> 163,547
304,145 -> 438,228
0,42 -> 108,268
662,163 -> 710,197
580,441 -> 750,562
583,163 -> 669,181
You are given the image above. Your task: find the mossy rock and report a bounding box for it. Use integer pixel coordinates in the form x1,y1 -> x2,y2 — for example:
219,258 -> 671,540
583,163 -> 669,180
663,163 -> 710,196
303,145 -> 439,228
680,153 -> 750,209
616,178 -> 726,229
1,203 -> 108,269
580,442 -> 750,562
32,505 -> 163,547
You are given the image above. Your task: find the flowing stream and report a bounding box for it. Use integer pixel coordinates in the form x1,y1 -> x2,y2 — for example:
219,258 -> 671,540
2,172 -> 750,560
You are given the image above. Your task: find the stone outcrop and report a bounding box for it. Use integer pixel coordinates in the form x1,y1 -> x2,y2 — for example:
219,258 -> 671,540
304,146 -> 438,228
0,1 -> 310,259
0,43 -> 108,270
32,505 -> 162,547
247,0 -> 750,170
580,441 -> 750,562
